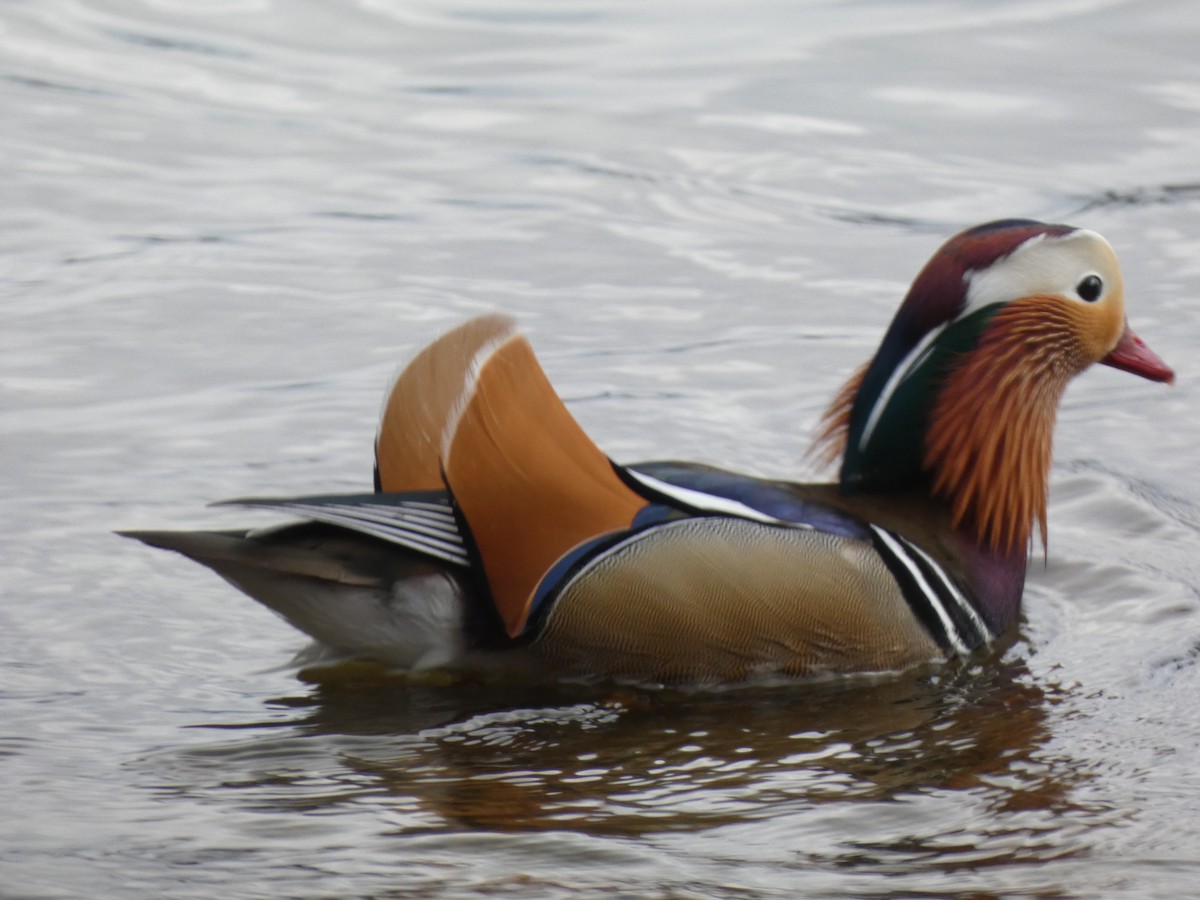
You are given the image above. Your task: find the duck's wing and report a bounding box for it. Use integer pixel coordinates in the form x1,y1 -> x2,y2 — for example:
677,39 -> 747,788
212,491 -> 468,567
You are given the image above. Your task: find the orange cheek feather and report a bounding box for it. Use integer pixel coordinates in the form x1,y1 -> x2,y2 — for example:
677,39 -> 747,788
1074,285 -> 1126,362
923,296 -> 1106,554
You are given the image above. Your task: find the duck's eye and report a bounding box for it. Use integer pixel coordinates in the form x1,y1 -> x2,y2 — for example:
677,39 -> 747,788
1076,274 -> 1103,302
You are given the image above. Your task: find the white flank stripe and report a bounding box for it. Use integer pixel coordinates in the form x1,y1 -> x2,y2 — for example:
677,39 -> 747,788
870,525 -> 970,655
895,534 -> 991,644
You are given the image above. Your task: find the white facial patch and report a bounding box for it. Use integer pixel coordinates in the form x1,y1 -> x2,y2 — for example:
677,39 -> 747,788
963,229 -> 1120,315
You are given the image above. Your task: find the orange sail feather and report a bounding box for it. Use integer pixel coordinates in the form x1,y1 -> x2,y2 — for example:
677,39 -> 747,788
441,329 -> 646,637
376,314 -> 518,492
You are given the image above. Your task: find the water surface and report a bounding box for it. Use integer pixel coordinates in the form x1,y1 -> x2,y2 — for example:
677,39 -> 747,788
4,0 -> 1200,896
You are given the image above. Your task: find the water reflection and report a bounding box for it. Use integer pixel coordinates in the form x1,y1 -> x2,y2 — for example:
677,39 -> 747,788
156,652 -> 1106,868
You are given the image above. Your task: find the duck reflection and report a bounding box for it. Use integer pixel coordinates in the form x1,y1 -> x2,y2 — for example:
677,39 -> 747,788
270,650 -> 1076,838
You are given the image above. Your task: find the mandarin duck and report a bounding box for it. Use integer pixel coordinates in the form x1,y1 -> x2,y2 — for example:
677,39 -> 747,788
123,220 -> 1174,683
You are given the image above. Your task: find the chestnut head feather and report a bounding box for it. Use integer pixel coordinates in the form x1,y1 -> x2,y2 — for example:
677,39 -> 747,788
815,219 -> 1173,554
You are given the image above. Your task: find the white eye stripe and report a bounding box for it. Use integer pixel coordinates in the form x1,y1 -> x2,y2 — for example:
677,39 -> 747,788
964,229 -> 1118,312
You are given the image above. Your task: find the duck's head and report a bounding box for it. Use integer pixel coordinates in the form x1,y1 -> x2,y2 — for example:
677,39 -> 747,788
816,219 -> 1174,554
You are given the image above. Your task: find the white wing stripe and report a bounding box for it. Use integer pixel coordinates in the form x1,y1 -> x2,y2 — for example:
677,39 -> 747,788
265,505 -> 460,541
298,504 -> 459,536
624,469 -> 790,525
224,498 -> 470,566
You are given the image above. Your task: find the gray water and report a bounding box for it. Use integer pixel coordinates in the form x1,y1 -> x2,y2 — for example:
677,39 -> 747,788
5,0 -> 1200,896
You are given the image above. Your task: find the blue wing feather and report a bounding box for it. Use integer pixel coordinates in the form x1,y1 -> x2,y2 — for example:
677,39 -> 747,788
625,461 -> 869,540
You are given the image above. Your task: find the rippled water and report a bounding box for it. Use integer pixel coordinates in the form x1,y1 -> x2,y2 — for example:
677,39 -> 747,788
5,0 -> 1200,896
